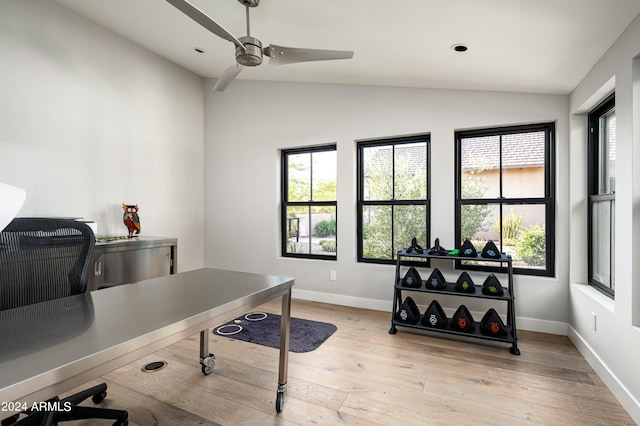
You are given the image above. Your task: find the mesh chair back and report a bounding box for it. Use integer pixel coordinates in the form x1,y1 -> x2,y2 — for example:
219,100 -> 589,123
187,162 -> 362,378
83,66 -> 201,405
0,294 -> 94,359
0,218 -> 95,311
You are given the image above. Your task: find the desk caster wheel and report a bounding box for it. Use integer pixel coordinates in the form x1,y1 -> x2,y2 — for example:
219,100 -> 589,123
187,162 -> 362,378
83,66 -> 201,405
200,353 -> 215,375
275,382 -> 287,413
275,391 -> 284,413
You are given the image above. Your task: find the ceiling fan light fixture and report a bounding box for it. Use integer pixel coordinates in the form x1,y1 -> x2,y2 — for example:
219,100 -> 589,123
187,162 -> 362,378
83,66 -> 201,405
452,43 -> 468,53
237,0 -> 259,7
236,36 -> 263,66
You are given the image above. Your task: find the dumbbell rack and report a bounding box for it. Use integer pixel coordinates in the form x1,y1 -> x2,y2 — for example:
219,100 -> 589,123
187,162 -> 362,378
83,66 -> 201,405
389,249 -> 520,355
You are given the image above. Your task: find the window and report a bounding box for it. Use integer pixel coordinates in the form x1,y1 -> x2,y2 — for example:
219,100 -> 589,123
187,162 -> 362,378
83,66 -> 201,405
281,145 -> 337,259
588,94 -> 615,297
357,135 -> 430,264
455,123 -> 555,276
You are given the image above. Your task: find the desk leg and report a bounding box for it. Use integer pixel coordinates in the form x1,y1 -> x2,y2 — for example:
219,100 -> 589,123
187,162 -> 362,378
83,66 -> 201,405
276,287 -> 292,413
199,329 -> 215,375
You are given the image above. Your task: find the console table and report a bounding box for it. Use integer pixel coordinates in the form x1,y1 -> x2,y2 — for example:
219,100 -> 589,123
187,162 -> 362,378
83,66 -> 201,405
88,236 -> 178,291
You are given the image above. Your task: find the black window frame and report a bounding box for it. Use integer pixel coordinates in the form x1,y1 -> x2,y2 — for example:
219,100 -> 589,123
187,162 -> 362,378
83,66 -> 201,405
454,123 -> 556,277
356,134 -> 431,265
587,93 -> 615,297
281,144 -> 337,260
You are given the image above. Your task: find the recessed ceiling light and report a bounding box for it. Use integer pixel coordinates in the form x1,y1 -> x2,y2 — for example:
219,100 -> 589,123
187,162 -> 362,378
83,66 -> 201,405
451,44 -> 468,53
194,48 -> 206,54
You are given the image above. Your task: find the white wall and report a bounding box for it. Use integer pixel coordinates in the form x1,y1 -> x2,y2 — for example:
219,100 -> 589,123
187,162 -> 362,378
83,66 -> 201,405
204,80 -> 569,334
0,0 -> 205,272
568,13 -> 640,422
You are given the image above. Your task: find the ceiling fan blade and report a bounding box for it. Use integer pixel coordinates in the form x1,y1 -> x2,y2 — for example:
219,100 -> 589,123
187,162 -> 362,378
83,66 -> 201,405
213,64 -> 243,92
165,0 -> 245,50
264,45 -> 354,66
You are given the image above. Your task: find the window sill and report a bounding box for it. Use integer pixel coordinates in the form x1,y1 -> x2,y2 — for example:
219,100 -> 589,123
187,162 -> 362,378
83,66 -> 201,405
570,282 -> 614,313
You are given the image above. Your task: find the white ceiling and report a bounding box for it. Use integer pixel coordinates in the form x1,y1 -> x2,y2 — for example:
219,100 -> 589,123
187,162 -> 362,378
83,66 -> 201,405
52,0 -> 640,95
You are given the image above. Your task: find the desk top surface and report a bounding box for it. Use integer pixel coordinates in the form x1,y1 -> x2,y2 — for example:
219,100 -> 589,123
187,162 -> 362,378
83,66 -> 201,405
0,268 -> 294,403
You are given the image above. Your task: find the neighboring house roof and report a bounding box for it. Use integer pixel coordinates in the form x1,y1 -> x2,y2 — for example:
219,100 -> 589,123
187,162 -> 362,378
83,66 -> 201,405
461,132 -> 545,170
363,143 -> 428,177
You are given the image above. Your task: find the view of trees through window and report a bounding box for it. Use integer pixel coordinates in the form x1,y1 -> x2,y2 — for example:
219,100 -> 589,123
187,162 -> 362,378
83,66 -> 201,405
358,137 -> 429,263
282,146 -> 337,259
456,124 -> 555,276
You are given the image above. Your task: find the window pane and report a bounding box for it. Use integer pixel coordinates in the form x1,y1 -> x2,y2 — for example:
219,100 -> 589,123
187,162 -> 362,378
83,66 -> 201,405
461,203 -> 547,269
460,136 -> 499,199
592,199 -> 614,290
285,205 -> 309,254
502,132 -> 546,198
363,146 -> 392,201
460,203 -> 495,242
393,205 -> 427,257
460,203 -> 499,268
311,206 -> 337,256
312,150 -> 337,201
287,153 -> 310,202
508,204 -> 547,270
598,110 -> 616,194
284,205 -> 337,257
395,143 -> 427,200
362,205 -> 392,259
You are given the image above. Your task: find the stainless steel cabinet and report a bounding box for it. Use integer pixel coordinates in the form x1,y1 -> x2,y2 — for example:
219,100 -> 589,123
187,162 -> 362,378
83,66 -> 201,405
87,236 -> 177,291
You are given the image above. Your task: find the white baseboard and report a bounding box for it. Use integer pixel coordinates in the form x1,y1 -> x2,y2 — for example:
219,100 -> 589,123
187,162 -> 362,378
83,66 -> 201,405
516,316 -> 568,335
291,289 -> 568,335
292,288 -> 393,312
568,326 -> 640,424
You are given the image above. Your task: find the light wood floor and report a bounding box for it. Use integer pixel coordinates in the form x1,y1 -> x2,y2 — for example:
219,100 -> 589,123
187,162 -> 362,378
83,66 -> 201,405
64,299 -> 634,425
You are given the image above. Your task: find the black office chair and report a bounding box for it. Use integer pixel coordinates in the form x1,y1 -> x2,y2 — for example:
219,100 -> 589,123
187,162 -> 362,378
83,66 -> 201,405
0,218 -> 128,426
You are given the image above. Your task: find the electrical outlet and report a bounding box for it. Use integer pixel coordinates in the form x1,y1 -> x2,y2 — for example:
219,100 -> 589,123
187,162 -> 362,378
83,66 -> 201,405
592,312 -> 597,331
330,270 -> 336,281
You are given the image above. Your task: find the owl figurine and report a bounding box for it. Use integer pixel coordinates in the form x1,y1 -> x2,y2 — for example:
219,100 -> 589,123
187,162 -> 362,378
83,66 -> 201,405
122,204 -> 140,237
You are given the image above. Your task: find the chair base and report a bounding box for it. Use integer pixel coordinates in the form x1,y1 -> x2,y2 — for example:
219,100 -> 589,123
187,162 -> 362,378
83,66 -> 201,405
1,383 -> 128,426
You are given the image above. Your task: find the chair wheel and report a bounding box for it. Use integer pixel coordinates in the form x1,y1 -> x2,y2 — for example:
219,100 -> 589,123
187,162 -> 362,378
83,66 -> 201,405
92,391 -> 107,404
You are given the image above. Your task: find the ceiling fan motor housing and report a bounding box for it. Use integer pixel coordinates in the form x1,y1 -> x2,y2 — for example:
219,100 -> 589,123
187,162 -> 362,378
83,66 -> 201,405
237,0 -> 259,7
236,36 -> 263,66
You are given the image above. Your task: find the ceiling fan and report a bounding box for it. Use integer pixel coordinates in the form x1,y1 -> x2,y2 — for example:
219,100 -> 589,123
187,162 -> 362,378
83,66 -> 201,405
165,0 -> 354,92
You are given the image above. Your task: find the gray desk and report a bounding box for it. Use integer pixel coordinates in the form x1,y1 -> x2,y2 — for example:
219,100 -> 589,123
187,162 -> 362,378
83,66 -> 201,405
0,268 -> 294,414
